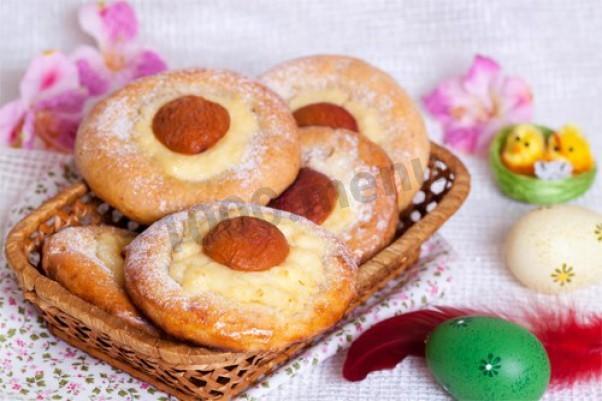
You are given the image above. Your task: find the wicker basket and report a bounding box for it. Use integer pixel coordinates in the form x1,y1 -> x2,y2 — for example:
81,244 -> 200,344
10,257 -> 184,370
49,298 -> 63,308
5,142 -> 469,401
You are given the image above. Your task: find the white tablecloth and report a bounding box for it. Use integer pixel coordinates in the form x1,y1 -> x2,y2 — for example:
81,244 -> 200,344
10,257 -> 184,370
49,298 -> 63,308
0,1 -> 600,400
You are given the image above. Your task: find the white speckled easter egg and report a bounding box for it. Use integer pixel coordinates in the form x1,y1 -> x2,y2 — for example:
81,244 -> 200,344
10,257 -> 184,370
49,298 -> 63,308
505,205 -> 602,294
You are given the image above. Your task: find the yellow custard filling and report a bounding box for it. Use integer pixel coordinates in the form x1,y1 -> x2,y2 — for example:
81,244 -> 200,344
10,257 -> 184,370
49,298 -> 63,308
322,199 -> 355,233
134,89 -> 259,182
302,144 -> 363,234
169,217 -> 327,315
289,88 -> 386,143
95,232 -> 132,286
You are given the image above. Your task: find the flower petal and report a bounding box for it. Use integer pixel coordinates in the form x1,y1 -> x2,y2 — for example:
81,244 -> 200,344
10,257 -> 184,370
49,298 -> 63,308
34,89 -> 88,114
459,55 -> 501,117
423,78 -> 484,128
101,1 -> 138,43
466,55 -> 500,81
19,51 -> 80,105
498,76 -> 534,122
129,49 -> 167,80
79,2 -> 106,48
423,84 -> 451,123
424,54 -> 533,154
79,1 -> 138,51
0,99 -> 26,146
33,111 -> 80,152
442,125 -> 483,153
20,111 -> 39,150
475,75 -> 534,150
71,46 -> 112,96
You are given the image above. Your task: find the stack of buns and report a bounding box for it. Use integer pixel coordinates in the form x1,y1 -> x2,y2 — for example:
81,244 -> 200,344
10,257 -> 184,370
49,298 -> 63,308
42,55 -> 429,352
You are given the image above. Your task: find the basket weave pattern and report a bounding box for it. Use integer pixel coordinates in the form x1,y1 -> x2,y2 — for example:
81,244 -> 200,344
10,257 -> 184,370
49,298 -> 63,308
5,142 -> 469,401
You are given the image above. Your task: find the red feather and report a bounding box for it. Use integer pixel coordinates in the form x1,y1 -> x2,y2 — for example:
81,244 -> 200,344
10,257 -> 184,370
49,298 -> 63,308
343,305 -> 602,389
524,307 -> 602,388
342,307 -> 477,381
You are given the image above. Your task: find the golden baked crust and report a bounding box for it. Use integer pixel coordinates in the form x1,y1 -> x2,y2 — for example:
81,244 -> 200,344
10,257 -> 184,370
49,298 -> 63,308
260,55 -> 430,211
75,69 -> 301,224
273,127 -> 398,263
124,202 -> 357,352
41,225 -> 157,335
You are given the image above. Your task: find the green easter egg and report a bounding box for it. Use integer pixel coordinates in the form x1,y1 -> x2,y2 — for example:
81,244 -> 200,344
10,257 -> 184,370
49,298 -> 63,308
425,316 -> 550,401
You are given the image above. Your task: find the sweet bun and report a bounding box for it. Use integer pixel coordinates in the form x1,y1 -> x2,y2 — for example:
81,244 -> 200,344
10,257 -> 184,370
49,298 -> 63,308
270,127 -> 398,262
42,225 -> 157,335
261,55 -> 430,211
75,69 -> 301,224
124,202 -> 357,352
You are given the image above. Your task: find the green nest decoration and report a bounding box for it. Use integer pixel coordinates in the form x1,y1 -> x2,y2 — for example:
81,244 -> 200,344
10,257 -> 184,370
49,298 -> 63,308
489,125 -> 597,204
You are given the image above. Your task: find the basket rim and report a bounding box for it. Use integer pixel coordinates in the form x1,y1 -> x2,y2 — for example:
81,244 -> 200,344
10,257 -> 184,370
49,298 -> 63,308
4,141 -> 470,365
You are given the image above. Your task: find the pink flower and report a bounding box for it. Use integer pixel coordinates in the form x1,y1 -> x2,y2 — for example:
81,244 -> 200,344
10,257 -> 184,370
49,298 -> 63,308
0,51 -> 87,151
426,280 -> 439,296
423,55 -> 533,153
0,1 -> 166,152
64,347 -> 78,358
74,0 -> 167,94
397,292 -> 410,301
67,382 -> 81,394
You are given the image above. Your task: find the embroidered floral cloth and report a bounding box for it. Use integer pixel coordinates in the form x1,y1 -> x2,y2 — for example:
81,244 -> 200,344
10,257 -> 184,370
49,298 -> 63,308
1,159 -> 455,401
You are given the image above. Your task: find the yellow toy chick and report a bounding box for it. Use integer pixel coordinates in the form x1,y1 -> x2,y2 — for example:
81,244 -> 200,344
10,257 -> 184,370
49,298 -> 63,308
545,125 -> 594,174
502,124 -> 546,175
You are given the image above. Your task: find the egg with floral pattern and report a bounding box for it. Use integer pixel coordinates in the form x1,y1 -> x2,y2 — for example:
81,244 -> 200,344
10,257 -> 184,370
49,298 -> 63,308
425,316 -> 550,401
505,205 -> 602,294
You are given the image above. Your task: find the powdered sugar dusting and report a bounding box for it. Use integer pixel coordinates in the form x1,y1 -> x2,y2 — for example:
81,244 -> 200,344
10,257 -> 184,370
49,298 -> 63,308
261,56 -> 396,129
76,69 -> 300,221
45,226 -> 104,269
125,213 -> 190,309
300,127 -> 397,262
260,55 -> 430,209
123,202 -> 356,349
44,226 -> 133,279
